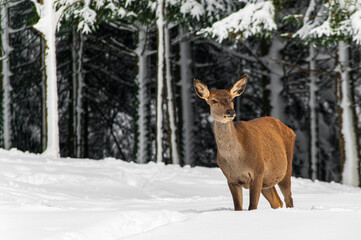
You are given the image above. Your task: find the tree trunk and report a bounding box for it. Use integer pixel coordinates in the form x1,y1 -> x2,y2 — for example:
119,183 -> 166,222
336,41 -> 360,187
155,0 -> 165,163
165,27 -> 180,165
135,27 -> 150,163
40,38 -> 47,152
1,4 -> 12,150
70,27 -> 84,158
69,25 -> 77,157
267,36 -> 286,121
33,0 -> 60,157
179,27 -> 193,165
76,33 -> 84,158
83,86 -> 89,158
308,44 -> 318,180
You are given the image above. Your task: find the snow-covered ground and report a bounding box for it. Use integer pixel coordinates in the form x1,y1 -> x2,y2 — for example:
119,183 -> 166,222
0,149 -> 360,240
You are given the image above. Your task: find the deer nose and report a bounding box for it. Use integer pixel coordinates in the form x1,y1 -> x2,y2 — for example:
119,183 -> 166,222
225,109 -> 235,118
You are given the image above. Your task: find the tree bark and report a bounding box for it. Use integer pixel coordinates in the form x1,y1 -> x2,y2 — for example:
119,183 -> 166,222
308,44 -> 318,180
267,36 -> 286,121
179,27 -> 194,165
33,0 -> 60,157
135,26 -> 150,163
165,27 -> 180,165
336,41 -> 361,187
1,3 -> 12,149
155,0 -> 165,163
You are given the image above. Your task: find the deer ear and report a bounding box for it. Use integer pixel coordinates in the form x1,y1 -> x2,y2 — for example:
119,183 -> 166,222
193,79 -> 210,100
230,74 -> 247,97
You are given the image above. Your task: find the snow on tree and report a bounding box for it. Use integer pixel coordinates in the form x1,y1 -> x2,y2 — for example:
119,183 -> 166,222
199,0 -> 277,42
31,0 -> 64,157
198,0 -> 289,122
155,0 -> 166,163
133,27 -> 149,164
31,0 -> 97,157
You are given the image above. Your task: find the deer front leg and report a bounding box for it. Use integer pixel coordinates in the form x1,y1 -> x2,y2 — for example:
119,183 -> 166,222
228,182 -> 243,211
248,175 -> 263,210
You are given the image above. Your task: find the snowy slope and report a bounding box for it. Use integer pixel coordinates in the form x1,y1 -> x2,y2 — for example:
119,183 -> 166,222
0,149 -> 361,240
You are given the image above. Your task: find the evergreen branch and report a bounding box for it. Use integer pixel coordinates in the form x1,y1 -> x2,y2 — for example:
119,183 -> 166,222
238,40 -> 272,73
109,37 -> 135,55
100,39 -> 136,57
87,63 -> 134,87
269,57 -> 335,75
108,22 -> 137,32
89,102 -> 126,160
204,39 -> 258,63
56,0 -> 82,30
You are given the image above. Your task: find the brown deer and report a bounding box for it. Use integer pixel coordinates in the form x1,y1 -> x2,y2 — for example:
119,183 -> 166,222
193,74 -> 295,211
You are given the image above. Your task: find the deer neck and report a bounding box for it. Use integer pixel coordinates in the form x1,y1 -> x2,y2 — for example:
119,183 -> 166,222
213,121 -> 243,159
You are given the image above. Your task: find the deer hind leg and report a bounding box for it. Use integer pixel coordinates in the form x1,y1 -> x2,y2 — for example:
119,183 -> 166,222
279,133 -> 295,208
278,178 -> 293,208
262,187 -> 283,209
228,182 -> 243,211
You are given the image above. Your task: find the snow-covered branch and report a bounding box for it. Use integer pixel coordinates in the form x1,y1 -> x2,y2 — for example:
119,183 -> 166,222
294,0 -> 361,44
199,1 -> 277,42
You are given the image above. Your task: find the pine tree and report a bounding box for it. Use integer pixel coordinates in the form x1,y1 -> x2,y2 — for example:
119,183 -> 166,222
292,0 -> 361,186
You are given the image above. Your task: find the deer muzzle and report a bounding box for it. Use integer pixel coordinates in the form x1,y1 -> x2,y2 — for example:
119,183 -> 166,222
224,109 -> 236,119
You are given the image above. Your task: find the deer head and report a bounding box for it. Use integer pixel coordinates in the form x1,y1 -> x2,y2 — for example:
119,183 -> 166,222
194,74 -> 247,123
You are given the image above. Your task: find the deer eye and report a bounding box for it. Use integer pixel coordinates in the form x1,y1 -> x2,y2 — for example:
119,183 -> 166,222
211,100 -> 218,104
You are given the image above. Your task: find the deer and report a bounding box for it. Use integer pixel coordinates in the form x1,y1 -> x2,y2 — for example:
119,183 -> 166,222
193,74 -> 295,211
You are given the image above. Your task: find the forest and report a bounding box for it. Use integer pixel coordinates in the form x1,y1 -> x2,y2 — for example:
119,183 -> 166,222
1,0 -> 361,187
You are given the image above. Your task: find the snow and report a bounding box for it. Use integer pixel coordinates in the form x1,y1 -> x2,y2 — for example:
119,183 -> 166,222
180,0 -> 205,20
200,1 -> 277,42
1,149 -> 361,240
296,0 -> 361,44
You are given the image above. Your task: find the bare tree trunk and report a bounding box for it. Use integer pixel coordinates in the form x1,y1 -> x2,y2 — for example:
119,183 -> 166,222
336,41 -> 361,187
179,27 -> 194,165
134,27 -> 150,163
71,28 -> 84,158
75,33 -> 84,158
69,25 -> 77,157
40,39 -> 47,152
165,27 -> 180,165
267,36 -> 286,121
156,0 -> 165,163
308,45 -> 318,180
1,3 -> 12,149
